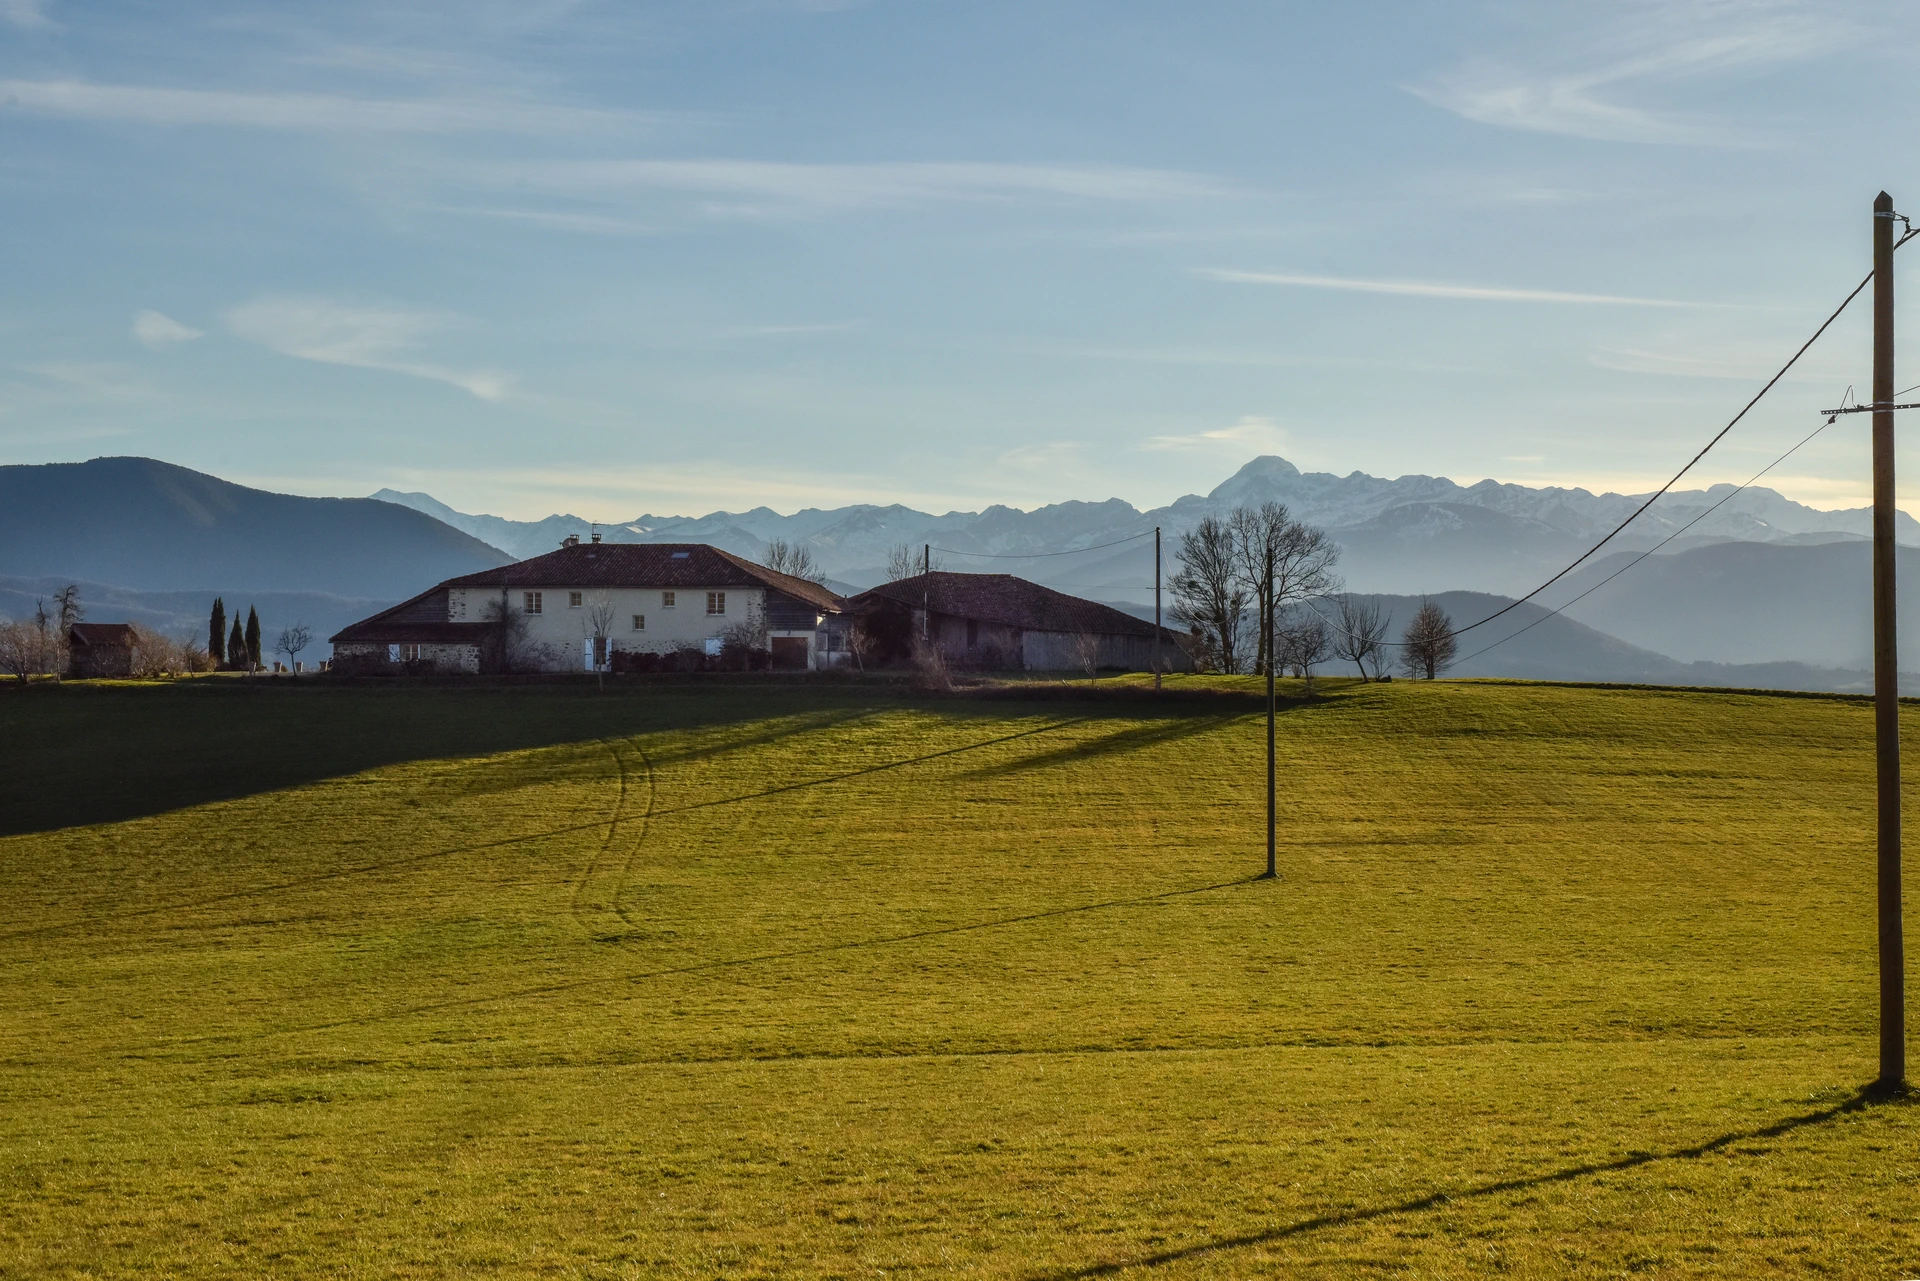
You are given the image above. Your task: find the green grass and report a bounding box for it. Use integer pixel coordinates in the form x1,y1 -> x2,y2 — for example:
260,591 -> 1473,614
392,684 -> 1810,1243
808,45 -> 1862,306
0,674 -> 1915,1278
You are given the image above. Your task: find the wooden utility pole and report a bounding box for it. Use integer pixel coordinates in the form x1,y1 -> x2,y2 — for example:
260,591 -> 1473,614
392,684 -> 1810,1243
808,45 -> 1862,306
1873,191 -> 1907,1091
1265,544 -> 1277,879
1154,526 -> 1163,691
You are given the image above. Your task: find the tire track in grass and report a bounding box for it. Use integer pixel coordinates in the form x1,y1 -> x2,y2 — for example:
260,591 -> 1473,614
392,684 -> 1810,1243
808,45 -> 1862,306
568,737 -> 635,936
609,739 -> 657,937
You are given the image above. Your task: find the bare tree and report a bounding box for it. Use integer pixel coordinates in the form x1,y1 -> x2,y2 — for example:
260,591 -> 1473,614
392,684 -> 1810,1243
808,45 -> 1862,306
1169,516 -> 1248,673
273,623 -> 314,673
584,594 -> 616,674
1071,631 -> 1103,682
1400,599 -> 1457,680
1273,608 -> 1332,696
1228,503 -> 1341,676
764,539 -> 827,584
478,590 -> 532,674
717,602 -> 769,670
886,543 -> 943,581
1330,594 -> 1389,681
53,584 -> 82,634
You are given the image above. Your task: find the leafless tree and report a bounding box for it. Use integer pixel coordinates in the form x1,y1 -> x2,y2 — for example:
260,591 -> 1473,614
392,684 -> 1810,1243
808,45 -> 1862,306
1071,631 -> 1103,682
764,539 -> 827,584
273,623 -> 314,673
1273,608 -> 1332,695
717,602 -> 770,670
584,594 -> 616,672
53,584 -> 82,633
1400,599 -> 1457,680
911,637 -> 952,691
1169,516 -> 1248,673
1222,504 -> 1342,676
886,543 -> 942,581
1330,594 -> 1389,681
478,590 -> 533,674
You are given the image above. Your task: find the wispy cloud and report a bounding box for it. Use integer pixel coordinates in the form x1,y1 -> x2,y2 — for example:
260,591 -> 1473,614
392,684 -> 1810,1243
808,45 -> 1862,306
1406,1 -> 1852,144
1145,415 -> 1288,453
1200,268 -> 1717,308
0,78 -> 665,135
226,296 -> 509,400
489,159 -> 1224,217
0,0 -> 53,30
132,309 -> 203,348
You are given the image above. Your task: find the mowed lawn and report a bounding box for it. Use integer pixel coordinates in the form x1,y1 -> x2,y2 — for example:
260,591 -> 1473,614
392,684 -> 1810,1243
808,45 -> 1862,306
0,675 -> 1915,1279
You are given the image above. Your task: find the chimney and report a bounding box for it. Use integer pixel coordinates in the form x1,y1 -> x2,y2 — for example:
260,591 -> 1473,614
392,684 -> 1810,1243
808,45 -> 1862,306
591,530 -> 602,544
562,534 -> 580,548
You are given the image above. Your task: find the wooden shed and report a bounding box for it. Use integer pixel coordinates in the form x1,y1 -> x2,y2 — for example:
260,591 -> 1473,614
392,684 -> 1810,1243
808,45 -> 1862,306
66,623 -> 135,679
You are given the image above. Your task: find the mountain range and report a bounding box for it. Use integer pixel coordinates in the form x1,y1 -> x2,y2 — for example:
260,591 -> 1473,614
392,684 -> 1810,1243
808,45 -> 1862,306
0,454 -> 1903,686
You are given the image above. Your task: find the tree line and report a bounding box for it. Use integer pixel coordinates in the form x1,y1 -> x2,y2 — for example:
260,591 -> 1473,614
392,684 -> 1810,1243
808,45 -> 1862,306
205,599 -> 312,672
1169,503 -> 1456,681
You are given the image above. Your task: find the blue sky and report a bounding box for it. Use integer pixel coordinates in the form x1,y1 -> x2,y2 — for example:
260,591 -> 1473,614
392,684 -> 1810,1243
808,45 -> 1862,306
6,0 -> 1920,519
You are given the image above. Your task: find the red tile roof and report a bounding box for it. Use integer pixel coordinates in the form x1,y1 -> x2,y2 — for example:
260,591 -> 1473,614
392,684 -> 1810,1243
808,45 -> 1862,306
847,572 -> 1158,638
329,588 -> 492,646
442,542 -> 841,612
68,622 -> 135,648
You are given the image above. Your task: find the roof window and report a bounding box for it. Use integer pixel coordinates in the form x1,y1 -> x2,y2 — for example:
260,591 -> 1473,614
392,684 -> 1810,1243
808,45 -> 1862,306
671,551 -> 690,559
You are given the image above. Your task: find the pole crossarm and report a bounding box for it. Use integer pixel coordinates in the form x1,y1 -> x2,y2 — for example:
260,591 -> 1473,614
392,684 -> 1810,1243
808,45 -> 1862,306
1822,402 -> 1920,415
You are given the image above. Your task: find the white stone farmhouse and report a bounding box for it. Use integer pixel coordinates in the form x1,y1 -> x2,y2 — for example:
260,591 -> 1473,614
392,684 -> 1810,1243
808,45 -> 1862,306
331,536 -> 843,673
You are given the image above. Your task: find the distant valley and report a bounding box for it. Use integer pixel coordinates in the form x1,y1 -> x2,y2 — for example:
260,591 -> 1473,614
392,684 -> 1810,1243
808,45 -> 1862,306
0,453 -> 1906,687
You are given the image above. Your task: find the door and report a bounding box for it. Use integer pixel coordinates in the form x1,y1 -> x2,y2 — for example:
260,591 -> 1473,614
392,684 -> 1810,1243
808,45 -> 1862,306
770,636 -> 809,670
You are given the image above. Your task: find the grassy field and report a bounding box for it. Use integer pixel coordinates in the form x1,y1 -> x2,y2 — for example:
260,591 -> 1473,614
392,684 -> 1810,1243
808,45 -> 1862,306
0,673 -> 1915,1278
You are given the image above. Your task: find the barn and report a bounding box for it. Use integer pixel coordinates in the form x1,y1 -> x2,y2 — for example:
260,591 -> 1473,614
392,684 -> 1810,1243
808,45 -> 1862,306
66,623 -> 135,679
842,572 -> 1191,673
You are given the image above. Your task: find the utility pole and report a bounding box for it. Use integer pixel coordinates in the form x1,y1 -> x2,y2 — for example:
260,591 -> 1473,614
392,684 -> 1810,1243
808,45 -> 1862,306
922,544 -> 931,642
1873,190 -> 1906,1091
1265,544 -> 1277,879
1154,526 -> 1163,691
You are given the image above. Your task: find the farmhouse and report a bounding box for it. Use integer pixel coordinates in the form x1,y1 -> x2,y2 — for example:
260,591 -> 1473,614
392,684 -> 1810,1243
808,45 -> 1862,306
843,571 -> 1192,673
330,537 -> 843,673
65,623 -> 135,679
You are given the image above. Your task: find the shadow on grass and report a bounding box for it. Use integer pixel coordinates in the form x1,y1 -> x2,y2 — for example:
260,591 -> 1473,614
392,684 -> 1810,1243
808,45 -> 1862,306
0,678 -> 1261,838
1032,1086 -> 1910,1280
151,875 -> 1264,1051
0,717 -> 1096,943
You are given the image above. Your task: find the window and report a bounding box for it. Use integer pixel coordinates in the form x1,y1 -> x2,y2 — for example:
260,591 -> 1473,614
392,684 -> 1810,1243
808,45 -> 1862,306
523,591 -> 543,614
661,591 -> 676,609
706,591 -> 726,615
631,614 -> 646,631
671,551 -> 690,559
401,643 -> 422,662
568,591 -> 582,609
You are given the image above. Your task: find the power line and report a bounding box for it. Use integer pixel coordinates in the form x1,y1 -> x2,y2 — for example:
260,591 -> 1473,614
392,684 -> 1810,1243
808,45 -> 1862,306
1450,411 -> 1843,667
926,531 -> 1153,560
1449,231 -> 1916,643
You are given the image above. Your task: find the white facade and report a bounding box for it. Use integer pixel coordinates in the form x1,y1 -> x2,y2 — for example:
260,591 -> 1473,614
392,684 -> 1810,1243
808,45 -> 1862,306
447,582 -> 822,670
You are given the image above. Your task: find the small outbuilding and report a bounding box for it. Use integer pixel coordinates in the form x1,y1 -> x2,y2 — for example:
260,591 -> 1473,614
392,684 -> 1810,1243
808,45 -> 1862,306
842,572 -> 1192,673
66,623 -> 135,679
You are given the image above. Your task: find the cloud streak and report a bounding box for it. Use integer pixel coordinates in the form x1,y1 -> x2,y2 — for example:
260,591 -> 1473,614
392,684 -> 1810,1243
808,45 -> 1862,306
227,297 -> 508,400
1406,1 -> 1853,144
490,159 -> 1224,216
0,78 -> 665,135
1144,415 -> 1288,453
1199,268 -> 1718,308
132,310 -> 203,348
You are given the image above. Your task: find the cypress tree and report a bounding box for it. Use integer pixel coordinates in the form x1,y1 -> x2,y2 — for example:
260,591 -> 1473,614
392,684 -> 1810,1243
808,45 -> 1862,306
228,618 -> 247,671
245,607 -> 262,669
209,598 -> 226,667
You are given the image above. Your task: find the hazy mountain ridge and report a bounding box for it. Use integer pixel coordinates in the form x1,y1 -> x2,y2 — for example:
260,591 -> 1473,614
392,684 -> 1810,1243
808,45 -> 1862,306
373,455 -> 1914,598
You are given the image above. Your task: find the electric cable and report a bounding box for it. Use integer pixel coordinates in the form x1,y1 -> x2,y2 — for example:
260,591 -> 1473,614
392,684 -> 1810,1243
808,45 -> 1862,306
925,530 -> 1154,560
1447,225 -> 1917,642
1449,410 -> 1845,667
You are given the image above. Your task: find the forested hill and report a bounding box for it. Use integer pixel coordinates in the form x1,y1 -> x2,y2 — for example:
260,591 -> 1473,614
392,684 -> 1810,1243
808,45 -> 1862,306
0,457 -> 510,598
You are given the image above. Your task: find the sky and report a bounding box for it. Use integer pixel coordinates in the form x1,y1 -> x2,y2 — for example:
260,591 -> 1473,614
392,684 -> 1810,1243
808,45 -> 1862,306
6,0 -> 1920,520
